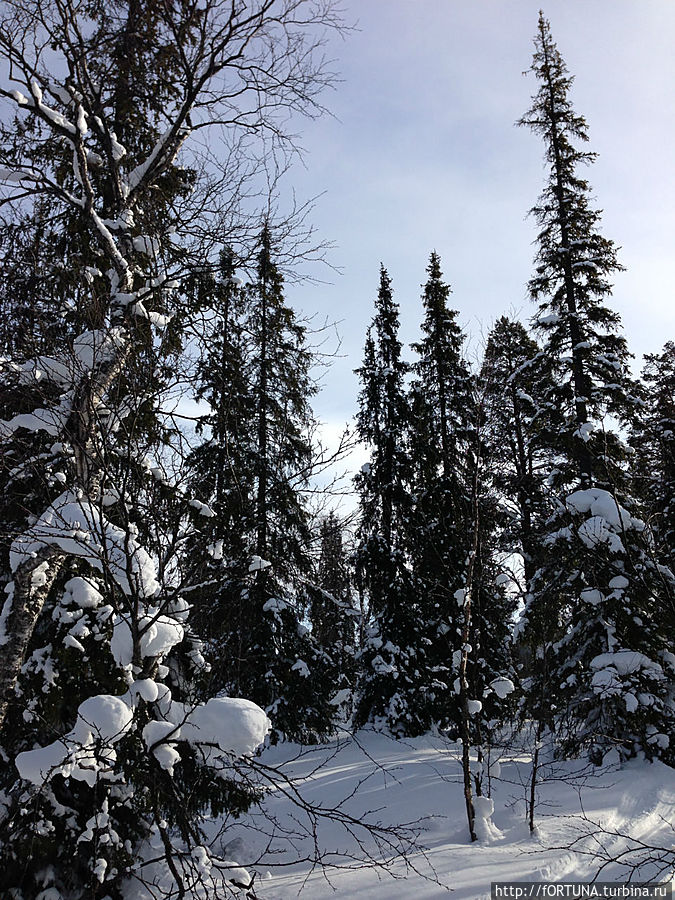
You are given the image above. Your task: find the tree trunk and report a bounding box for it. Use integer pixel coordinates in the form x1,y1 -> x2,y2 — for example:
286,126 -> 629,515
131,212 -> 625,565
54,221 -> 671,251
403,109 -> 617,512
458,409 -> 482,843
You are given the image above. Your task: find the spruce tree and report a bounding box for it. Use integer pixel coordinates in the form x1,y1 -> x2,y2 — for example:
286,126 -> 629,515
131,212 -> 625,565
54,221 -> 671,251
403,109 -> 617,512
633,344 -> 675,572
354,266 -> 430,735
406,252 -> 475,731
307,512 -> 358,718
481,317 -> 555,589
517,13 -> 633,494
182,250 -> 256,687
631,344 -> 675,641
517,13 -> 675,763
185,227 -> 339,743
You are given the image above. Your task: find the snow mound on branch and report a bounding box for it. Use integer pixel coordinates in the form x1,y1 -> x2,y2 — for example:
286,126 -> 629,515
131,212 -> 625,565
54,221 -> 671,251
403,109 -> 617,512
143,696 -> 270,773
608,575 -> 629,590
291,659 -> 310,677
0,397 -> 71,439
110,608 -> 185,666
17,692 -> 268,789
577,516 -> 624,552
566,488 -> 642,531
111,611 -> 184,666
580,587 -> 604,605
16,694 -> 134,787
10,491 -> 159,597
180,697 -> 270,761
0,328 -> 124,442
5,328 -> 123,390
489,677 -> 515,699
590,650 -> 663,678
63,576 -> 103,608
249,554 -> 272,572
566,488 -> 644,554
590,651 -> 665,705
72,327 -> 125,372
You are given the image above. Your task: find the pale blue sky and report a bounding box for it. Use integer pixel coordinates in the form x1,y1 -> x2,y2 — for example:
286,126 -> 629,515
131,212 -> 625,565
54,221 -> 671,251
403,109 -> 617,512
284,1 -> 675,437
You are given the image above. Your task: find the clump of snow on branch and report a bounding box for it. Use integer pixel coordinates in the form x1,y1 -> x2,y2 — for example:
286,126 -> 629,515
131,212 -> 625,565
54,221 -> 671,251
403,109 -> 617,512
10,491 -> 159,597
565,487 -> 644,554
15,694 -> 134,786
110,612 -> 184,667
142,689 -> 270,773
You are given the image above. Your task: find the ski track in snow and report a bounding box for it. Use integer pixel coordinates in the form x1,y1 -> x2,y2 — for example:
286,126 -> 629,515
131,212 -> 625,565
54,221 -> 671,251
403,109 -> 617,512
201,731 -> 675,899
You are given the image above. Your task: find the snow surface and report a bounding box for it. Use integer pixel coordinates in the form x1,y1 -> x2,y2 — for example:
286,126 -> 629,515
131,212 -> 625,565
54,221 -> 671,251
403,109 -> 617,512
172,731 -> 675,900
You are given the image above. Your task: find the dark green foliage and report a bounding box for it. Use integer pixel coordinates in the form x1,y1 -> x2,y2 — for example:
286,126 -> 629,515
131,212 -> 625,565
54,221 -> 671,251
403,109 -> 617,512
523,492 -> 675,764
406,253 -> 476,731
182,249 -> 256,663
307,513 -> 358,716
354,266 -> 435,735
633,344 -> 675,570
184,228 -> 339,743
481,317 -> 556,586
518,12 -> 634,494
517,14 -> 674,763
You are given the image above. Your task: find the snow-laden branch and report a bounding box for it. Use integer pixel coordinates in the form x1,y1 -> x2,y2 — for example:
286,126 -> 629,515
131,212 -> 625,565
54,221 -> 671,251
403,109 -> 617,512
9,490 -> 160,598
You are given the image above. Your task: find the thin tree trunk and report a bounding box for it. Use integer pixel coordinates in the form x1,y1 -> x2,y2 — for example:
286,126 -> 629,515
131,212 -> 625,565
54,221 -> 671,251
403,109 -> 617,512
528,726 -> 541,834
256,270 -> 269,557
458,405 -> 483,843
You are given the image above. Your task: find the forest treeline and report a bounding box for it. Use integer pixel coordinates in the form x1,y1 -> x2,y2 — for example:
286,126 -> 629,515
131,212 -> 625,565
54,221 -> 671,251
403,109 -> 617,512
0,2 -> 671,897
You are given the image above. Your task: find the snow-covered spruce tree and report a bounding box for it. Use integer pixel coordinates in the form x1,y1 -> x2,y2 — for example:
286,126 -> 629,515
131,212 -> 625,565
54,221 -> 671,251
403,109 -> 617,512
404,257 -> 515,751
181,249 -> 257,688
306,511 -> 359,719
405,252 -> 476,732
481,317 -> 556,590
630,344 -> 675,647
632,344 -> 675,575
517,13 -> 675,764
480,316 -> 560,830
0,1 -> 342,896
185,226 -> 340,744
451,379 -> 517,841
353,266 -> 432,736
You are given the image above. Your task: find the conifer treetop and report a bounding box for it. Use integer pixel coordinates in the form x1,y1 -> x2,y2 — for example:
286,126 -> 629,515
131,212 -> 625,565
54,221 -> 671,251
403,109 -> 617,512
519,11 -> 633,490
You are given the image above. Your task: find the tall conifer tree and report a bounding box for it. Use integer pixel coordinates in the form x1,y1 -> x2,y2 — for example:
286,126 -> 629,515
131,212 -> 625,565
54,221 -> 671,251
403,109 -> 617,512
517,14 -> 674,762
185,228 -> 339,743
354,266 -> 431,735
182,251 -> 256,685
632,344 -> 675,571
407,252 -> 475,730
481,317 -> 555,590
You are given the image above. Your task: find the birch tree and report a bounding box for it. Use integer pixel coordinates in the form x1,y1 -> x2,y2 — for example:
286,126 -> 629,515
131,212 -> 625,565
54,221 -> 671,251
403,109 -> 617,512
0,1 -> 342,895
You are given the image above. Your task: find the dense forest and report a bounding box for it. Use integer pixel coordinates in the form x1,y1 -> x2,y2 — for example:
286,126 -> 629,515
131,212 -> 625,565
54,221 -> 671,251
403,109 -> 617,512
0,2 -> 671,898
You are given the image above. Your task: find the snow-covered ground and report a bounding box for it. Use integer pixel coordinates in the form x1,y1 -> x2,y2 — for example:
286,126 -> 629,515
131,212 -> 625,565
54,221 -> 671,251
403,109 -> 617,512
205,731 -> 675,899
